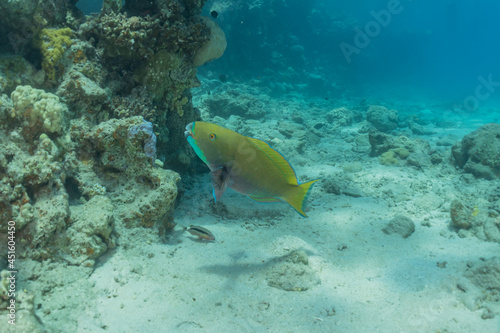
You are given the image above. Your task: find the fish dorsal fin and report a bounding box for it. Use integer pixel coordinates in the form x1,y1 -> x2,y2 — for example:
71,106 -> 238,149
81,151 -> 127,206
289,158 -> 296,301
247,137 -> 298,185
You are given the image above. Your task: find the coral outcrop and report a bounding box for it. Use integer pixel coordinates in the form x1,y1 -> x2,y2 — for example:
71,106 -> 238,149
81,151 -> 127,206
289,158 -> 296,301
0,0 -> 222,266
366,105 -> 399,133
57,195 -> 114,265
451,123 -> 500,180
0,0 -> 227,330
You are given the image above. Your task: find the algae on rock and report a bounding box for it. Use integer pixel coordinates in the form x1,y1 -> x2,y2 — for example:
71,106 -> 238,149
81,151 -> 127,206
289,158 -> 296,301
33,28 -> 73,82
133,50 -> 187,101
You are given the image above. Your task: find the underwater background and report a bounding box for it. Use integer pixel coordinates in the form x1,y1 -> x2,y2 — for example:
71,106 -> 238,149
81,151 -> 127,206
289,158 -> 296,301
202,0 -> 500,106
0,0 -> 499,332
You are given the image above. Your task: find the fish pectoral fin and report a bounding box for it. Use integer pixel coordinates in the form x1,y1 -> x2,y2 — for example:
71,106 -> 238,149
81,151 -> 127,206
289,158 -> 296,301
211,166 -> 232,202
212,187 -> 225,202
247,195 -> 283,203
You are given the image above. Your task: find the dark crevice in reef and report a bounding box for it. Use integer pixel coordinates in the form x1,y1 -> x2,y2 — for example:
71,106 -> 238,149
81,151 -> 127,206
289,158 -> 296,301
64,176 -> 83,205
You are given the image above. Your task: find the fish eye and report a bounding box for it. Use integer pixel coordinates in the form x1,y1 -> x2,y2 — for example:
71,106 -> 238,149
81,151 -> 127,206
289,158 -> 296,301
209,133 -> 216,140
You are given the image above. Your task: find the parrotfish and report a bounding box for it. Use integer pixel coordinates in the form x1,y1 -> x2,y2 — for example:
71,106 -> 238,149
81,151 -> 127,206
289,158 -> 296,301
185,121 -> 318,217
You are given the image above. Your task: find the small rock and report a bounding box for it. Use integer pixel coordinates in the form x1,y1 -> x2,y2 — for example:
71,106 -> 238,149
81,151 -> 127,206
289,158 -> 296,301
436,261 -> 447,268
326,107 -> 361,126
436,136 -> 456,147
451,123 -> 500,180
368,131 -> 414,156
408,121 -> 429,135
450,199 -> 472,229
366,105 -> 399,133
382,215 -> 415,238
406,152 -> 432,169
265,250 -> 320,291
342,187 -> 364,198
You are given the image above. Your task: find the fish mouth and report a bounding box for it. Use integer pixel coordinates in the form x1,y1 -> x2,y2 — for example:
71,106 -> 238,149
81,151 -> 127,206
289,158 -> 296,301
184,122 -> 194,138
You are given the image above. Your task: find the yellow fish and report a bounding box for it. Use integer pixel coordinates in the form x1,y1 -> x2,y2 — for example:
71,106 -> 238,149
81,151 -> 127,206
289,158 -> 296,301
185,122 -> 318,217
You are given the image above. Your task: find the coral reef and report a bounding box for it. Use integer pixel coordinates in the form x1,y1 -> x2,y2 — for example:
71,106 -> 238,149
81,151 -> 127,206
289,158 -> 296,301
0,0 -> 220,272
0,0 -> 78,54
75,4 -> 217,162
132,50 -> 196,102
57,71 -> 109,115
87,7 -> 210,69
2,90 -> 183,264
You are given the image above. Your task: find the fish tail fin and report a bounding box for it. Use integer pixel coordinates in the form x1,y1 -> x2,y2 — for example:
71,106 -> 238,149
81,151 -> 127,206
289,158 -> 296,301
284,179 -> 319,217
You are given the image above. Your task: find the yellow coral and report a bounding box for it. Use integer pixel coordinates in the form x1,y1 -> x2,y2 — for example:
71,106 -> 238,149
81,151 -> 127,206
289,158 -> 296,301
380,150 -> 399,166
33,28 -> 73,82
392,147 -> 410,159
379,148 -> 410,166
472,206 -> 479,217
174,96 -> 189,117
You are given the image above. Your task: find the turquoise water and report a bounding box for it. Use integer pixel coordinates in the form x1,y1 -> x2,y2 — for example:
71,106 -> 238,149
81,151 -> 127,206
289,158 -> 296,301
198,0 -> 500,107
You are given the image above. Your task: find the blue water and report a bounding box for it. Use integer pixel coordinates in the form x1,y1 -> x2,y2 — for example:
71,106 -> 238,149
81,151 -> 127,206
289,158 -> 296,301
193,0 -> 500,107
76,0 -> 104,15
